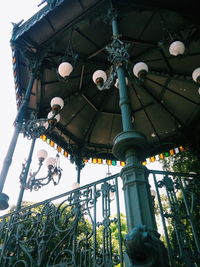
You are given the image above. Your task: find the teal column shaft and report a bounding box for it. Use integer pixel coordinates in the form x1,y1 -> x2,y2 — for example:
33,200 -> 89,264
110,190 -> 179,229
111,17 -> 133,132
77,167 -> 81,184
111,16 -> 118,37
111,10 -> 169,267
0,124 -> 21,192
111,14 -> 156,231
116,66 -> 133,132
0,73 -> 35,193
16,138 -> 36,211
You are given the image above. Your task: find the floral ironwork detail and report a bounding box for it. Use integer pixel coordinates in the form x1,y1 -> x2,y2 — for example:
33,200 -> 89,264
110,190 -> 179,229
0,173 -> 122,267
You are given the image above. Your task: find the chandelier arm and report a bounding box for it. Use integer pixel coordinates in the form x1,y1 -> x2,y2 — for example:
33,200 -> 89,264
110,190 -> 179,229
27,161 -> 43,188
52,168 -> 62,185
96,66 -> 117,90
28,174 -> 52,191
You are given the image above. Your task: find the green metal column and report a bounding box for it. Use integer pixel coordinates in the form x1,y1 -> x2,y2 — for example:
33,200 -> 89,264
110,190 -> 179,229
120,151 -> 156,231
16,138 -> 36,211
0,71 -> 36,210
111,10 -> 156,233
111,11 -> 169,267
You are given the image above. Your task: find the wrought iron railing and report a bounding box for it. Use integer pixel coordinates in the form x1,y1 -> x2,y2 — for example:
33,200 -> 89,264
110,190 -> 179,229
0,173 -> 124,267
149,170 -> 200,267
0,170 -> 199,267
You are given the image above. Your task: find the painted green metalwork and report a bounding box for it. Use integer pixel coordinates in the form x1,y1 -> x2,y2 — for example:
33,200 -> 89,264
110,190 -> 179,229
11,0 -> 65,43
0,173 -> 123,267
0,170 -> 199,266
16,138 -> 36,211
2,1 -> 200,266
0,71 -> 37,210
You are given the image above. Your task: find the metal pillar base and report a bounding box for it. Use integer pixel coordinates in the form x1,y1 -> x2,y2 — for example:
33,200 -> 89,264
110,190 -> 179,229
120,163 -> 157,231
113,130 -> 170,266
0,193 -> 9,210
113,129 -> 155,230
125,224 -> 170,267
112,130 -> 147,161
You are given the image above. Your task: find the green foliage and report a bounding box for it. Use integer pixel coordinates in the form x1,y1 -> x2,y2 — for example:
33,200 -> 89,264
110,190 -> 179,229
160,151 -> 200,266
1,202 -> 127,266
96,213 -> 127,267
162,150 -> 199,173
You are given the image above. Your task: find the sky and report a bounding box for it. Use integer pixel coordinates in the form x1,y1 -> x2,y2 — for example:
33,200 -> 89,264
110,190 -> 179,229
0,0 -> 162,216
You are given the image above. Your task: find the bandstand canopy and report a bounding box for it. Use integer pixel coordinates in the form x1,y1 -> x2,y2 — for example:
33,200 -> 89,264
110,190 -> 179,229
11,0 -> 200,161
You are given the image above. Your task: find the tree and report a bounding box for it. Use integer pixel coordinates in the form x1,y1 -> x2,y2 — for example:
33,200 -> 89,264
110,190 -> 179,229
162,150 -> 200,174
160,150 -> 200,266
0,200 -> 127,267
0,200 -> 95,267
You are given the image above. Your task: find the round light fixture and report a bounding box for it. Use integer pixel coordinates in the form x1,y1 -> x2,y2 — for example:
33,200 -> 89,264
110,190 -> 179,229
192,67 -> 200,83
92,70 -> 107,86
58,62 -> 73,78
37,149 -> 48,161
169,41 -> 185,56
133,62 -> 148,78
50,97 -> 64,110
47,111 -> 61,123
71,182 -> 80,190
46,157 -> 56,168
43,121 -> 49,130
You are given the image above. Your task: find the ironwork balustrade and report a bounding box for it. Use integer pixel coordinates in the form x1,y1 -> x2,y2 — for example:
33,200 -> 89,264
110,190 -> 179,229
0,170 -> 199,267
150,170 -> 200,267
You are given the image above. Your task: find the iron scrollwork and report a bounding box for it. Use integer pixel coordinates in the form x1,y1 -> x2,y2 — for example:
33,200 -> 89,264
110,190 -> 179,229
19,152 -> 62,192
0,173 -> 122,267
26,154 -> 62,191
155,173 -> 200,266
21,110 -> 60,140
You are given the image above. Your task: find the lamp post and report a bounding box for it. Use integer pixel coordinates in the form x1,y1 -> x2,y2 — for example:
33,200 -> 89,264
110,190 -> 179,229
16,138 -> 36,211
92,9 -> 169,266
111,13 -> 169,267
0,93 -> 64,210
15,96 -> 64,208
89,10 -> 155,228
56,7 -> 171,265
26,152 -> 62,191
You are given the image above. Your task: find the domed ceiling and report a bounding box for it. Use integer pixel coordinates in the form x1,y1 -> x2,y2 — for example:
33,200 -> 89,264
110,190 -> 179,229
11,0 -> 200,160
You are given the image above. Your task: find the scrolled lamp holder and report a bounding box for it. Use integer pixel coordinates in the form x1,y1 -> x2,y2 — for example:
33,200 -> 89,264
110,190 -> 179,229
22,96 -> 64,139
26,153 -> 62,191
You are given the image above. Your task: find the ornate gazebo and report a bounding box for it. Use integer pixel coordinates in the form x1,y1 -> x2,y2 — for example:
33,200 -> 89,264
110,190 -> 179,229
0,0 -> 199,266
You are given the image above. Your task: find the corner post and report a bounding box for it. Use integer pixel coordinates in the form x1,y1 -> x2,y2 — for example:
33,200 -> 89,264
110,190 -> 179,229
16,138 -> 36,211
0,59 -> 39,210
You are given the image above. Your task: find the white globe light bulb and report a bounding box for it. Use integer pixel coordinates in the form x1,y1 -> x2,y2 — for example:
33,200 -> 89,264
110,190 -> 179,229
43,121 -> 49,130
47,111 -> 60,122
37,149 -> 48,161
92,70 -> 107,85
133,62 -> 148,78
192,67 -> 200,83
46,157 -> 56,168
58,62 -> 73,78
50,97 -> 64,110
71,182 -> 80,190
169,41 -> 185,56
